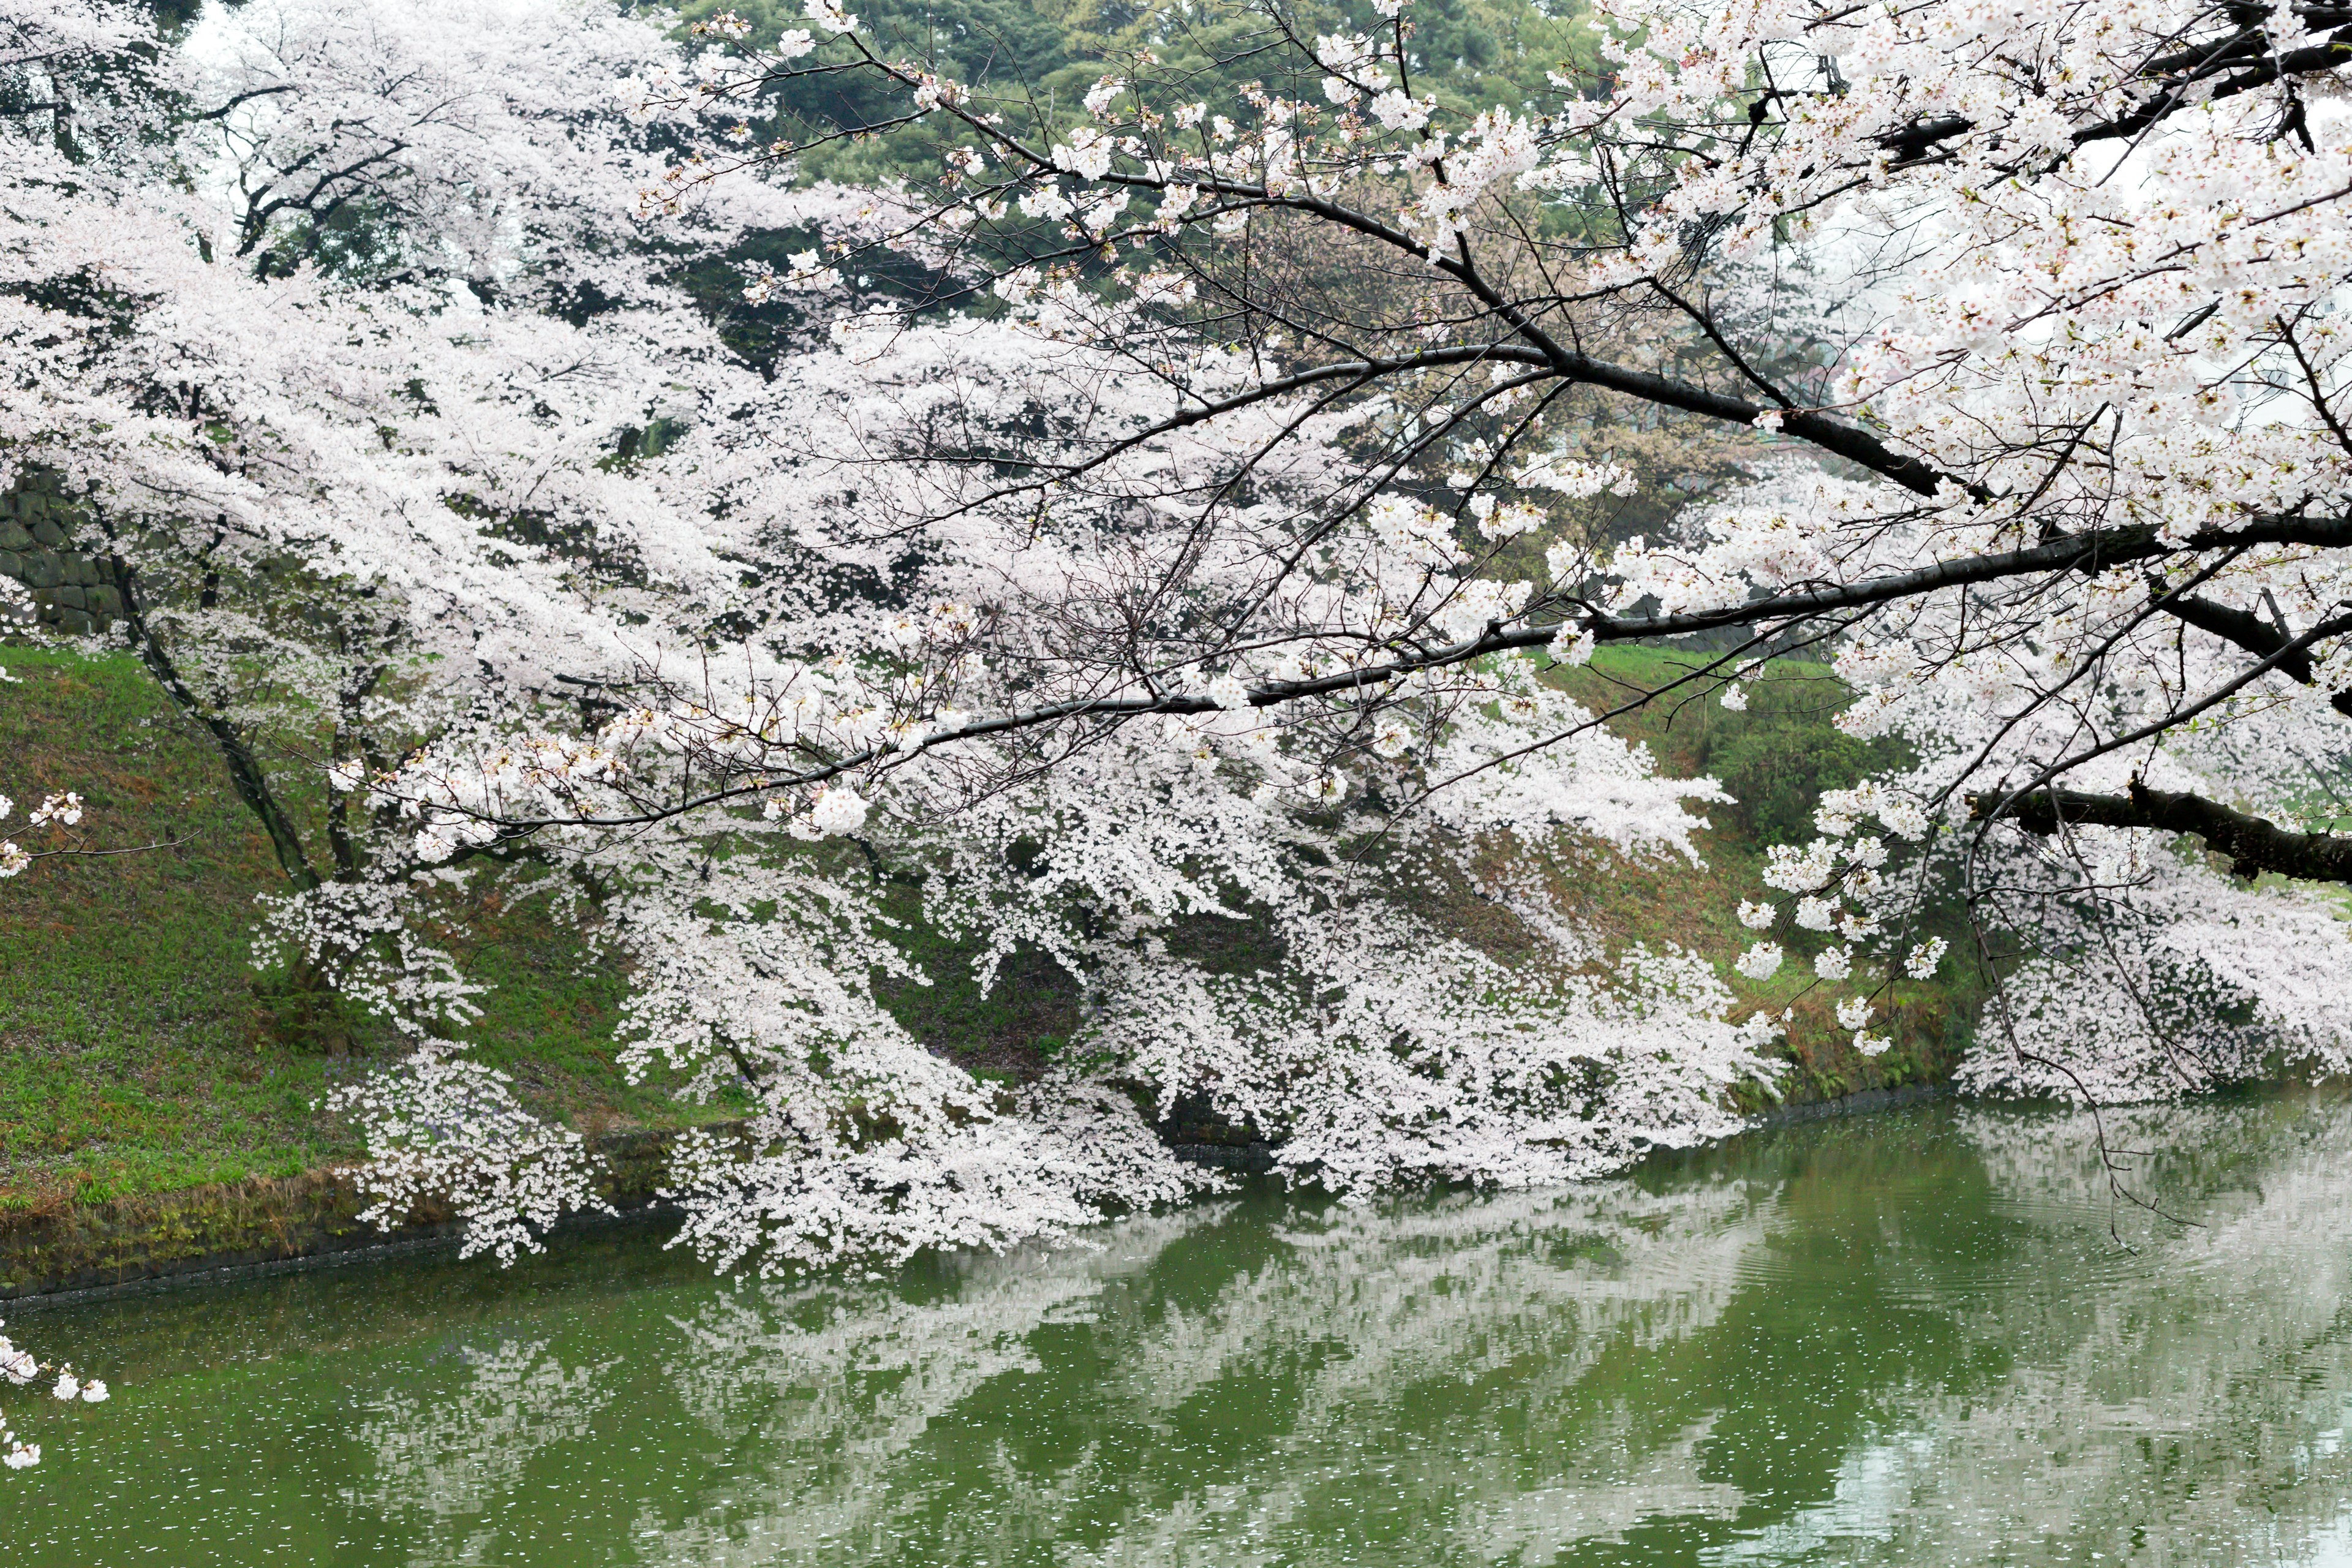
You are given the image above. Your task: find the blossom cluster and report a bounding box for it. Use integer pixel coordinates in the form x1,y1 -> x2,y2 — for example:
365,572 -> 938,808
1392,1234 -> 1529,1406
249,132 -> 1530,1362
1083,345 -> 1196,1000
323,1047 -> 613,1264
0,791 -> 85,879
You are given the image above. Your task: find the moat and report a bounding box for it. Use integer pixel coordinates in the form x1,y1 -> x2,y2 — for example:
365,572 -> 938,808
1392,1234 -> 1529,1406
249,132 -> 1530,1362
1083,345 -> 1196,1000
7,1093 -> 2351,1566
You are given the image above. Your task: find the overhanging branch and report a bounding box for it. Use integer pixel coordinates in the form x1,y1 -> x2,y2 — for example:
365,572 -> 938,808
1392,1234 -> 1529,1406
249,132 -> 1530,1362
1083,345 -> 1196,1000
1972,780 -> 2352,883
2160,592 -> 2352,715
461,509 -> 2352,837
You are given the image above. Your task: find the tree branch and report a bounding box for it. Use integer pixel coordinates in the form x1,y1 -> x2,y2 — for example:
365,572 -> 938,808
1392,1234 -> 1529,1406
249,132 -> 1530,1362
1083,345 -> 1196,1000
461,511 -> 2352,837
2159,591 -> 2352,715
1972,780 -> 2352,883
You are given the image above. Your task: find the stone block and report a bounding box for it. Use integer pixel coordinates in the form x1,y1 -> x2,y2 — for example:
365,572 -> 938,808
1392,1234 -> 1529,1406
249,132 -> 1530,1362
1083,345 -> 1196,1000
0,521 -> 28,552
29,516 -> 65,548
53,608 -> 93,636
52,585 -> 85,611
86,584 -> 122,618
21,549 -> 61,590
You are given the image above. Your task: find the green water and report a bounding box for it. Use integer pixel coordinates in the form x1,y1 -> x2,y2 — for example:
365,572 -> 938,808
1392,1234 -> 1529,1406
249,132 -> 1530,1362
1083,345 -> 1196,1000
8,1096 -> 2352,1566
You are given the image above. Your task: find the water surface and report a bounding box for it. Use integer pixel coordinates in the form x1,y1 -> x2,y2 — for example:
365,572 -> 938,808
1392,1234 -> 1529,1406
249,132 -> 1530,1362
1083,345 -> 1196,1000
7,1095 -> 2352,1566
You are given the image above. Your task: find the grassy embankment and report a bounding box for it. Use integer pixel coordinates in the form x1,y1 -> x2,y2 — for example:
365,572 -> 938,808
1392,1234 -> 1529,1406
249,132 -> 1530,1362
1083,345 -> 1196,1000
0,643 -> 1976,1224
0,645 -> 696,1220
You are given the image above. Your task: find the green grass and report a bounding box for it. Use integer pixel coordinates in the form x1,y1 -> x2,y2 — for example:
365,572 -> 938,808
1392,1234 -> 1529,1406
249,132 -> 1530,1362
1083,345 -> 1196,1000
0,647 -> 730,1214
1,646 -> 358,1208
0,642 -> 1978,1219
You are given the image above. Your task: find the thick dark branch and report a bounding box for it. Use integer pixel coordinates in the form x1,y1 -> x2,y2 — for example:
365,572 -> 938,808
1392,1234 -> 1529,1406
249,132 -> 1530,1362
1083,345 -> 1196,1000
192,83 -> 299,122
2162,592 -> 2352,715
1973,780 -> 2352,883
1878,24 -> 2352,162
922,329 -> 1948,522
2082,31 -> 2352,146
470,510 -> 2352,836
1549,349 -> 1947,496
1578,511 -> 2352,644
2163,592 -> 2312,677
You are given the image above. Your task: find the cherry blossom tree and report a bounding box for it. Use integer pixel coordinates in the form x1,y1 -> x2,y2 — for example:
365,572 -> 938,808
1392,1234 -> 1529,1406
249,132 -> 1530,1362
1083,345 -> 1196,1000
590,0 -> 2352,1098
14,0 -> 1787,1278
12,0 -> 2352,1302
3,0 -> 782,1291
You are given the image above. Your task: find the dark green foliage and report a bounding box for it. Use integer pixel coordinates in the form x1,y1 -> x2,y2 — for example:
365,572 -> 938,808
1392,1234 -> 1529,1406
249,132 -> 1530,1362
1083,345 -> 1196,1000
646,0 -> 1611,368
1551,646 -> 1983,1099
1703,679 -> 1913,846
668,0 -> 1602,184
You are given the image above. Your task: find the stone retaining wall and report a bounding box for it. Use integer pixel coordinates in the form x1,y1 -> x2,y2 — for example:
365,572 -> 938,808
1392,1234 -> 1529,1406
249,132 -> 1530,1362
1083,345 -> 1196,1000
0,470 -> 118,635
0,1077 -> 1968,1302
0,1124 -> 700,1301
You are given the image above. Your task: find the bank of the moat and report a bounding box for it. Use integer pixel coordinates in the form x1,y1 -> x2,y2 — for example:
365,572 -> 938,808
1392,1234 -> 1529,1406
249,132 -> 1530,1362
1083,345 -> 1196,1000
0,1066 -> 1958,1304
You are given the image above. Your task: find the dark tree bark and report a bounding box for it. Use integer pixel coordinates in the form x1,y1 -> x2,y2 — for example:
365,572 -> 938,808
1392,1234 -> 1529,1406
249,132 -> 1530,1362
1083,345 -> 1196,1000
2158,593 -> 2352,717
106,556 -> 322,891
1972,780 -> 2352,884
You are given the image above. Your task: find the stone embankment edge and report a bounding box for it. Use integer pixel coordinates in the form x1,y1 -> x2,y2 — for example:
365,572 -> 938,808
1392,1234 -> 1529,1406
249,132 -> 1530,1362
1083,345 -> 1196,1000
0,1125 -> 692,1305
0,470 -> 118,636
1750,1077 -> 1951,1128
2,1081 -> 1956,1307
1171,1080 -> 1954,1178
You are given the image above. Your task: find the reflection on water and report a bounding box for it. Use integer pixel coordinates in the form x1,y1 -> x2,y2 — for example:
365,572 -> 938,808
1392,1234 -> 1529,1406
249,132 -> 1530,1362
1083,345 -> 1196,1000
8,1095 -> 2352,1566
